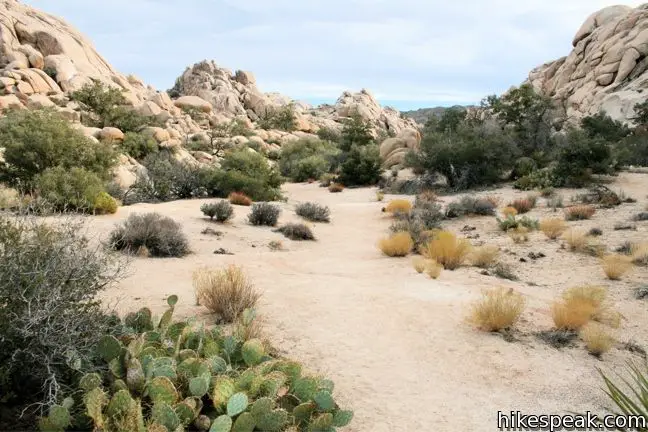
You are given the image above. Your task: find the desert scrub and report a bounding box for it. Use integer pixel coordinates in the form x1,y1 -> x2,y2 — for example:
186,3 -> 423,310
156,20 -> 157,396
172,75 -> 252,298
508,196 -> 536,214
633,212 -> 648,221
540,218 -> 567,240
470,245 -> 500,268
469,287 -> 525,332
492,262 -> 518,281
384,199 -> 413,217
425,260 -> 443,279
200,200 -> 234,222
376,191 -> 385,201
274,223 -> 315,241
39,296 -> 354,432
445,195 -> 496,218
295,202 -> 330,222
109,212 -> 190,257
93,191 -> 119,215
552,285 -> 614,330
547,194 -> 564,210
561,228 -> 604,256
412,256 -> 427,273
248,202 -> 281,226
193,265 -> 260,323
602,254 -> 633,280
378,231 -> 414,257
631,243 -> 648,266
419,230 -> 471,270
580,323 -> 614,357
501,206 -> 518,218
496,215 -> 539,232
564,204 -> 596,221
228,191 -> 252,206
328,183 -> 344,193
508,226 -> 530,244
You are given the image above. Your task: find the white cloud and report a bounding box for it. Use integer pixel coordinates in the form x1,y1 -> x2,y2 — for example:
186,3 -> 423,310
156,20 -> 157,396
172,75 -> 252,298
23,0 -> 645,108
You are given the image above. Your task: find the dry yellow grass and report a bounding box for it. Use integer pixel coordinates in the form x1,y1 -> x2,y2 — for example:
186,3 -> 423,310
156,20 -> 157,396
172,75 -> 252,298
378,232 -> 414,257
539,218 -> 567,240
228,192 -> 252,206
328,183 -> 345,193
470,245 -> 500,268
561,228 -> 589,252
631,242 -> 648,266
501,206 -> 518,218
425,260 -> 443,279
384,199 -> 413,216
412,256 -> 427,273
419,230 -> 472,270
376,191 -> 385,202
564,205 -> 596,221
552,285 -> 612,330
551,300 -> 595,330
580,323 -> 614,357
508,226 -> 529,244
509,198 -> 534,214
469,287 -> 525,332
0,185 -> 19,210
193,265 -> 261,323
602,254 -> 633,280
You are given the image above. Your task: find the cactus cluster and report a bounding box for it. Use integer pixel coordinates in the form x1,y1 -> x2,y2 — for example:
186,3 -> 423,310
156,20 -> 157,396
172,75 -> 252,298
39,295 -> 353,432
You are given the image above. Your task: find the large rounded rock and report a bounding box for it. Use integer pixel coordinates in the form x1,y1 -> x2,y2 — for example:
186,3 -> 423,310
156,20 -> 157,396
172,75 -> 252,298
380,128 -> 421,169
174,95 -> 212,113
99,127 -> 125,142
142,127 -> 170,143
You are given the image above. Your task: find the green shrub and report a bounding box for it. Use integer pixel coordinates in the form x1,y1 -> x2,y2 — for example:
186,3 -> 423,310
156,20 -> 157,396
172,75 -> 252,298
317,126 -> 341,142
0,109 -> 116,188
120,132 -> 159,160
445,196 -> 496,218
339,112 -> 374,152
338,144 -> 383,186
274,223 -> 316,240
496,215 -> 539,231
257,104 -> 297,131
38,299 -> 354,432
201,200 -> 234,222
615,132 -> 648,167
278,138 -> 340,182
35,166 -> 106,213
0,217 -> 122,426
206,170 -> 282,202
514,167 -> 559,190
511,157 -> 537,179
93,191 -> 119,215
248,203 -> 281,226
109,213 -> 190,257
581,112 -> 631,142
599,364 -> 648,425
295,202 -> 330,222
553,129 -> 613,187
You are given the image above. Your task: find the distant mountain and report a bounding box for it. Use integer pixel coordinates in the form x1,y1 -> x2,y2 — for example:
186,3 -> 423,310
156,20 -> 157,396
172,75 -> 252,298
401,105 -> 469,125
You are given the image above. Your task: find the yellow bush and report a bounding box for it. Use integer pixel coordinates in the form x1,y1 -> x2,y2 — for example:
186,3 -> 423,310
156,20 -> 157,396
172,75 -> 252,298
551,301 -> 594,330
328,183 -> 345,193
631,243 -> 648,266
470,245 -> 500,268
378,232 -> 413,257
376,191 -> 385,202
602,254 -> 633,280
561,228 -> 589,252
564,205 -> 596,221
384,199 -> 412,216
508,226 -> 529,244
552,285 -> 610,330
470,287 -> 525,332
193,265 -> 261,323
412,256 -> 427,273
228,192 -> 252,206
419,230 -> 471,270
425,260 -> 443,279
539,218 -> 566,240
0,185 -> 19,210
93,191 -> 118,215
580,323 -> 614,357
501,206 -> 518,218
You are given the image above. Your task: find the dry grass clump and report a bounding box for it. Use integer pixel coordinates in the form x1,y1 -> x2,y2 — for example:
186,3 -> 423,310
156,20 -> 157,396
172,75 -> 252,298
417,190 -> 438,203
470,245 -> 500,268
376,191 -> 385,202
268,240 -> 284,251
561,228 -> 604,256
508,197 -> 536,214
469,287 -> 525,332
328,183 -> 344,193
631,243 -> 648,266
425,260 -> 443,279
540,218 -> 567,240
552,285 -> 617,330
412,256 -> 426,273
501,206 -> 518,218
580,323 -> 614,357
273,223 -> 315,241
384,199 -> 413,216
564,205 -> 596,221
508,226 -> 530,244
378,231 -> 414,257
228,192 -> 252,206
193,265 -> 261,323
419,230 -> 471,270
551,300 -> 594,330
602,254 -> 633,280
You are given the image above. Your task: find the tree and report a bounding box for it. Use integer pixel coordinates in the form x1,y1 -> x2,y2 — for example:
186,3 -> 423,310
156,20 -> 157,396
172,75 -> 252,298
553,128 -> 613,186
339,112 -> 374,151
581,112 -> 630,142
632,100 -> 648,126
338,144 -> 383,186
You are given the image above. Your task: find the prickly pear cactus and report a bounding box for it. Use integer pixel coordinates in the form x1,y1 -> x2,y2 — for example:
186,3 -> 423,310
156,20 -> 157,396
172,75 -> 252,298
209,415 -> 232,432
241,339 -> 265,367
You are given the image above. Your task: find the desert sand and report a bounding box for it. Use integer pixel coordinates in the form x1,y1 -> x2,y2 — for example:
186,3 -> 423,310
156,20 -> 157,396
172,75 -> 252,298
82,172 -> 648,432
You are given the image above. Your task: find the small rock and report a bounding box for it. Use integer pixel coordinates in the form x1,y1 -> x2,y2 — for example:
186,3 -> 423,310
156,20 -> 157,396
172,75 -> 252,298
201,228 -> 223,237
213,248 -> 234,255
519,258 -> 527,263
461,225 -> 477,232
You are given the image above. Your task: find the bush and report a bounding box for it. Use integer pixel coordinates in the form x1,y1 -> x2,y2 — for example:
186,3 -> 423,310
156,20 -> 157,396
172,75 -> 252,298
511,157 -> 537,179
564,205 -> 596,221
338,144 -> 383,186
257,104 -> 297,131
120,131 -> 158,160
539,218 -> 567,240
412,256 -> 427,273
93,191 -> 119,215
384,199 -> 413,216
201,200 -> 234,222
469,287 -> 525,332
317,126 -> 341,142
493,263 -> 518,281
501,206 -> 518,218
631,243 -> 648,266
0,217 -> 122,424
574,185 -> 621,208
496,215 -> 539,232
295,202 -> 330,222
228,192 -> 252,206
514,167 -> 559,190
248,202 -> 281,226
35,166 -> 106,213
193,265 -> 260,323
445,196 -> 496,218
378,232 -> 414,257
602,254 -> 633,280
633,212 -> 648,222
508,196 -> 536,214
339,112 -> 374,152
278,138 -> 340,182
552,285 -> 609,331
0,109 -> 115,188
508,226 -> 530,243
470,245 -> 500,268
329,183 -> 345,193
274,223 -> 316,241
580,323 -> 614,357
419,230 -> 471,270
553,128 -> 613,187
561,228 -> 591,253
39,296 -> 354,431
425,260 -> 443,279
109,213 -> 190,257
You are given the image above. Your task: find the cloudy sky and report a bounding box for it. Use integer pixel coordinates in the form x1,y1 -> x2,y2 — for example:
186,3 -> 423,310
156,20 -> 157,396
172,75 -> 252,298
23,0 -> 644,110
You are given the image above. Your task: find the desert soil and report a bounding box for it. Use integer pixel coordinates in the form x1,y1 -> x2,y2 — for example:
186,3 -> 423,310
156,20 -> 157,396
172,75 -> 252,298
83,172 -> 648,432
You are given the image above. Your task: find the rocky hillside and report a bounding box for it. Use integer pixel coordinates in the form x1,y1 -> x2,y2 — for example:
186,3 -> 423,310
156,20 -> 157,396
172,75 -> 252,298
527,4 -> 648,123
401,106 -> 471,126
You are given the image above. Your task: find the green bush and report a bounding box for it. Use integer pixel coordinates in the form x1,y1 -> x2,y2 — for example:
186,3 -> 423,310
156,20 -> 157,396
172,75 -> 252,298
511,157 -> 537,180
34,166 -> 106,213
38,300 -> 354,432
248,203 -> 281,226
339,112 -> 374,152
581,112 -> 631,142
109,213 -> 190,257
0,217 -> 122,427
274,223 -> 316,240
615,132 -> 648,167
295,202 -> 330,222
514,167 -> 559,190
338,144 -> 383,186
257,104 -> 297,131
496,215 -> 539,231
445,196 -> 496,218
553,128 -> 613,187
316,126 -> 341,142
93,191 -> 119,215
120,132 -> 159,160
201,200 -> 234,222
278,138 -> 340,182
0,109 -> 116,188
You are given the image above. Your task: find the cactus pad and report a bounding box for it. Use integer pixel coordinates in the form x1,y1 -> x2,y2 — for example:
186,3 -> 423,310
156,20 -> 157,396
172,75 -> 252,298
232,412 -> 256,432
83,387 -> 107,428
167,295 -> 179,307
209,355 -> 228,374
211,376 -> 235,410
260,371 -> 287,398
125,307 -> 154,332
292,402 -> 315,423
241,339 -> 265,367
175,400 -> 197,425
79,373 -> 102,392
254,408 -> 288,432
194,414 -> 212,431
147,376 -> 179,405
209,415 -> 233,432
226,392 -> 249,417
313,390 -> 335,412
292,377 -> 319,402
98,335 -> 122,363
151,402 -> 181,431
202,339 -> 220,358
47,405 -> 71,429
106,389 -> 135,417
308,413 -> 333,431
126,358 -> 146,393
318,379 -> 335,393
332,410 -> 354,427
189,375 -> 210,397
273,361 -> 302,384
178,349 -> 198,362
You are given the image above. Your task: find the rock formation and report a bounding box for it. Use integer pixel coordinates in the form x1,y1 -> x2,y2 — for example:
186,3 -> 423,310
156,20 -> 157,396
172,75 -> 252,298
379,129 -> 422,169
527,4 -> 648,123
